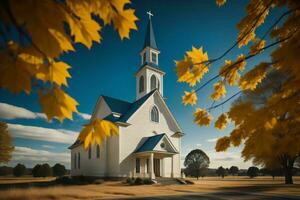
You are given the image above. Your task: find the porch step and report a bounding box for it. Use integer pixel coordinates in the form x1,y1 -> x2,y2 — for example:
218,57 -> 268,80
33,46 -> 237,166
155,177 -> 181,185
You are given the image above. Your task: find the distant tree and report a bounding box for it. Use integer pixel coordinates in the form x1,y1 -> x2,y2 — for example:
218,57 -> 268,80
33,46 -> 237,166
229,166 -> 239,176
259,168 -> 268,176
13,163 -> 26,177
41,164 -> 52,177
216,166 -> 226,178
0,122 -> 14,163
0,166 -> 12,176
32,164 -> 42,177
184,149 -> 210,180
52,163 -> 66,177
247,167 -> 259,178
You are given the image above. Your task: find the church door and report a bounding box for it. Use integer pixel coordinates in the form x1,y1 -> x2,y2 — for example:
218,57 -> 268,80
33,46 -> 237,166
154,158 -> 160,177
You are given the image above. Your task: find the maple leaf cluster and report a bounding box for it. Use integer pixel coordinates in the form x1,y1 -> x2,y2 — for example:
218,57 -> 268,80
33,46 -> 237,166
176,0 -> 300,183
0,0 -> 138,147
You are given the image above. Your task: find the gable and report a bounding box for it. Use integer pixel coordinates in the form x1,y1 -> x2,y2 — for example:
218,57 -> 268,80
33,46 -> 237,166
153,135 -> 178,153
127,90 -> 182,133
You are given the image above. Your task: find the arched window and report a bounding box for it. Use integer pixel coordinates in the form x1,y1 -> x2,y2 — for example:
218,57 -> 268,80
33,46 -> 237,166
150,75 -> 157,90
151,106 -> 159,122
96,144 -> 100,158
78,153 -> 80,169
88,145 -> 91,159
139,76 -> 144,93
74,154 -> 77,169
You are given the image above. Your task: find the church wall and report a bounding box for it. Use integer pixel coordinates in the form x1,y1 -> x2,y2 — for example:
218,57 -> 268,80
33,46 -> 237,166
119,93 -> 181,177
70,142 -> 107,177
106,134 -> 120,176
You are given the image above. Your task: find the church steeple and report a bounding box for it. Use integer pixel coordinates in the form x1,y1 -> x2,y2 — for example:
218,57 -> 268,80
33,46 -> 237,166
143,15 -> 158,50
136,12 -> 165,100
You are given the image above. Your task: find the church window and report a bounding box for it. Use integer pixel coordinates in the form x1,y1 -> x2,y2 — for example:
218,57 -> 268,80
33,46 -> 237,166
88,145 -> 91,159
136,158 -> 140,173
150,75 -> 157,90
74,154 -> 77,169
139,75 -> 145,93
151,106 -> 159,122
78,153 -> 80,169
151,52 -> 157,64
96,144 -> 100,158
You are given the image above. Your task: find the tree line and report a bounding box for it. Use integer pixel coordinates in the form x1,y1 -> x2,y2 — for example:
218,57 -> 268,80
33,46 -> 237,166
0,163 -> 67,177
184,149 -> 300,180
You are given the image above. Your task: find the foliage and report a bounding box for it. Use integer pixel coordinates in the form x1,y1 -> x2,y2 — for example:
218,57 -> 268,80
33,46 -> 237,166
13,163 -> 26,177
78,118 -> 119,150
229,166 -> 239,175
32,163 -> 52,177
216,166 -> 226,178
0,122 -> 14,163
175,0 -> 300,184
247,166 -> 259,178
0,0 -> 138,148
184,149 -> 210,179
52,163 -> 66,177
0,166 -> 12,176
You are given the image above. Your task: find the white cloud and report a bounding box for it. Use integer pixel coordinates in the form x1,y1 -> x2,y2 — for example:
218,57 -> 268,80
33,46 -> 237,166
41,145 -> 55,149
0,102 -> 46,120
8,123 -> 78,144
206,150 -> 252,169
196,143 -> 202,147
10,146 -> 70,168
206,138 -> 219,143
77,112 -> 91,120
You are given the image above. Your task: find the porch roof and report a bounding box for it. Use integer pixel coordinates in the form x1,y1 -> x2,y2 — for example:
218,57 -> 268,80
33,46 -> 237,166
134,133 -> 178,154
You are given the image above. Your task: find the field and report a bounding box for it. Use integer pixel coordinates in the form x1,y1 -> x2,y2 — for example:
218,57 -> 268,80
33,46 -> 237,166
0,176 -> 299,200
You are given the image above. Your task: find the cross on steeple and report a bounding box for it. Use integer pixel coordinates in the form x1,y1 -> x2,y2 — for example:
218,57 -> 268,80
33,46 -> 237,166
147,11 -> 153,20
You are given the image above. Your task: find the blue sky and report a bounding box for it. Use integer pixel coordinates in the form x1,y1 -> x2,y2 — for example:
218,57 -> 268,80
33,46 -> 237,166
0,0 -> 283,169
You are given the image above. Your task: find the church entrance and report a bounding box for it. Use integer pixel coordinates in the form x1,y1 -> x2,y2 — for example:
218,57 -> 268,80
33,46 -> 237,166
154,158 -> 160,177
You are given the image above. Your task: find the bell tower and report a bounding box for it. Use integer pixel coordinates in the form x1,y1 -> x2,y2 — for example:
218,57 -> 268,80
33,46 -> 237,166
136,12 -> 165,100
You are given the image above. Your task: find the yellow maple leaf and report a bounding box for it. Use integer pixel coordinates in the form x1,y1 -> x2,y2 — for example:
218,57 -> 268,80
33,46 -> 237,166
66,0 -> 102,48
250,39 -> 266,55
194,108 -> 212,126
39,86 -> 78,122
220,55 -> 246,86
182,90 -> 197,106
36,61 -> 71,86
215,136 -> 230,152
11,0 -> 74,58
175,56 -> 193,83
78,118 -> 119,150
239,62 -> 269,90
185,46 -> 209,86
215,113 -> 228,130
216,0 -> 226,7
112,8 -> 138,39
211,81 -> 226,101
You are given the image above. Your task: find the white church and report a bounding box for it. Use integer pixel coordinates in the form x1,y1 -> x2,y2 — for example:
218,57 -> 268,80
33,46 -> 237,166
69,14 -> 184,179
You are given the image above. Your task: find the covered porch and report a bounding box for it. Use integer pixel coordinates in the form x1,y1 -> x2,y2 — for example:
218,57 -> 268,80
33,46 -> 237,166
132,133 -> 179,179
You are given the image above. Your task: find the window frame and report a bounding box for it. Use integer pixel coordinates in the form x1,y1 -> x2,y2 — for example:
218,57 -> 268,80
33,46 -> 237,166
88,145 -> 92,159
150,105 -> 159,123
74,153 -> 77,169
96,144 -> 100,158
139,75 -> 145,93
136,158 -> 140,173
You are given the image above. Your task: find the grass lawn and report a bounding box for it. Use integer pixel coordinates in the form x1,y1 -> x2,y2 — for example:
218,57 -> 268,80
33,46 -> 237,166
0,176 -> 299,200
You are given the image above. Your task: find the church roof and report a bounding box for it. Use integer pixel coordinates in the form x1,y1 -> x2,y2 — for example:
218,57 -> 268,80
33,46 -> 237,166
143,18 -> 158,50
103,89 -> 157,123
134,133 -> 178,154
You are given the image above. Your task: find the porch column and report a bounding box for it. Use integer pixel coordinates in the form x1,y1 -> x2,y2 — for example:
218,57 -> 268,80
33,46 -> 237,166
133,156 -> 136,178
149,153 -> 155,179
171,155 -> 174,178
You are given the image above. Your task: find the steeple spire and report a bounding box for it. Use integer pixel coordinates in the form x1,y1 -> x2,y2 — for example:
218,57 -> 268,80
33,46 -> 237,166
143,11 -> 158,50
